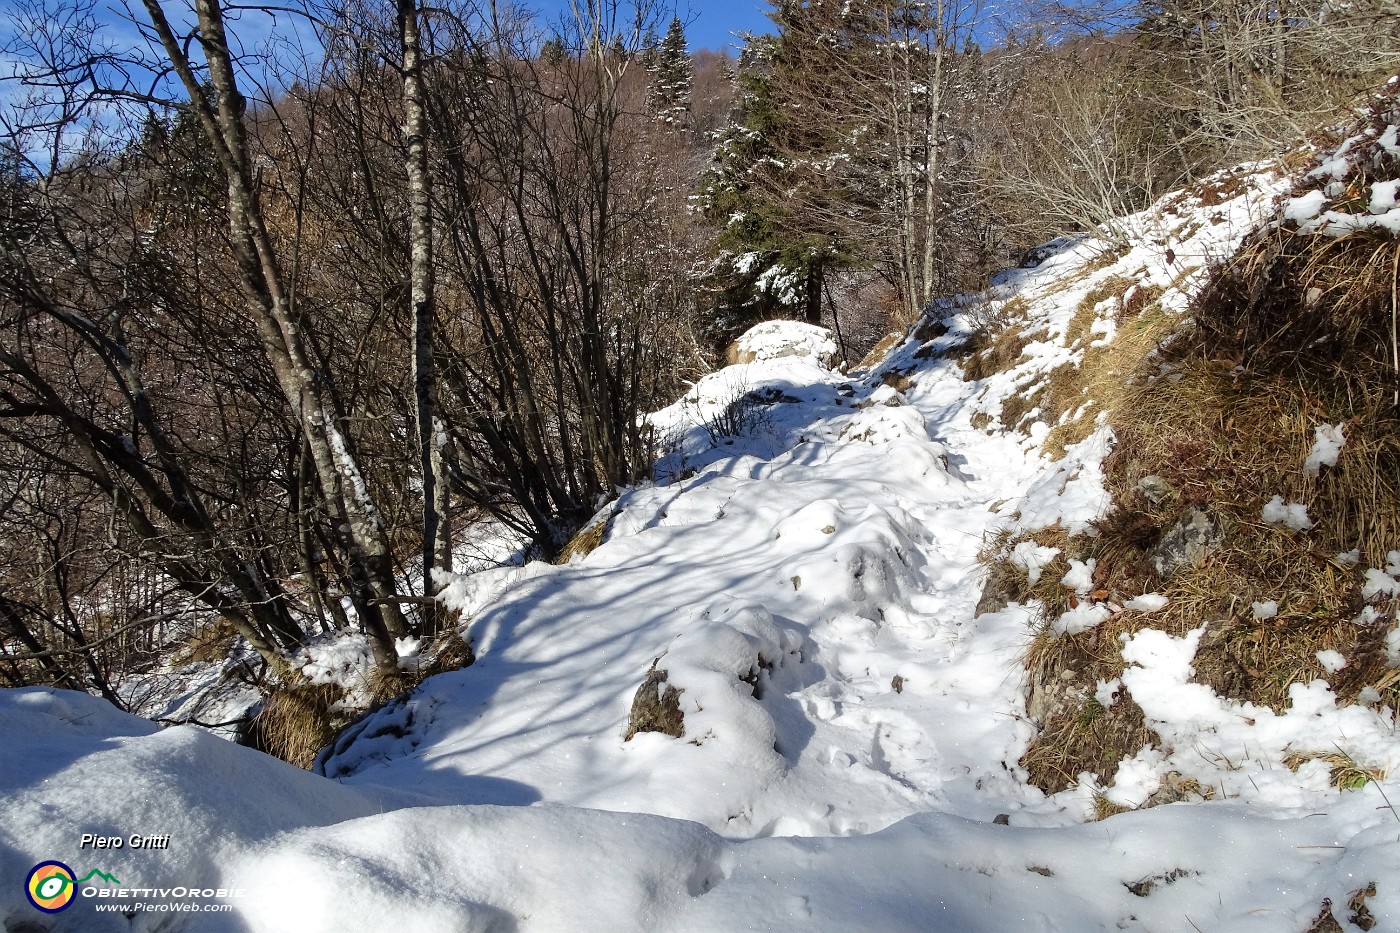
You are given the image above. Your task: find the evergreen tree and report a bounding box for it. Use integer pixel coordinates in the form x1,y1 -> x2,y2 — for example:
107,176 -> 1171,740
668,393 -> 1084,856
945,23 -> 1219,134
697,0 -> 991,344
648,16 -> 693,125
540,36 -> 568,66
640,25 -> 660,72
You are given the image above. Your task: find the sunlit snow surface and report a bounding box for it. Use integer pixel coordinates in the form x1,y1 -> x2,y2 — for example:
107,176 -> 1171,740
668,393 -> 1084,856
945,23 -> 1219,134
4,165 -> 1399,931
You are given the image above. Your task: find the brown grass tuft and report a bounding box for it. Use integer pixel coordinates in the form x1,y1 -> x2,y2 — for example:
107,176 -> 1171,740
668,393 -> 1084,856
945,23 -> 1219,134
173,618 -> 240,666
422,632 -> 476,677
1042,304 -> 1176,459
1021,609 -> 1159,794
855,332 -> 904,371
554,516 -> 611,564
1283,750 -> 1390,789
960,325 -> 1033,382
247,683 -> 347,769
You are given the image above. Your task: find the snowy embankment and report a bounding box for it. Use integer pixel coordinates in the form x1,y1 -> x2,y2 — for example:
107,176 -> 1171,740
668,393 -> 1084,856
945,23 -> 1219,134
3,163 -> 1399,931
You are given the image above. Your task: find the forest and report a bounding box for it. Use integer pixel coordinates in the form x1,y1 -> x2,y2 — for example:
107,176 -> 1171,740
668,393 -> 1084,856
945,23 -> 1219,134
1,0 -> 1396,724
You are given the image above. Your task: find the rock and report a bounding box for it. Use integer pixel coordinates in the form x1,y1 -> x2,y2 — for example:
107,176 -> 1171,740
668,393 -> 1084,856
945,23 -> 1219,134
624,666 -> 685,741
1150,508 -> 1223,580
1145,771 -> 1213,807
725,321 -> 840,368
1136,475 -> 1176,504
974,573 -> 1015,618
993,813 -> 1010,825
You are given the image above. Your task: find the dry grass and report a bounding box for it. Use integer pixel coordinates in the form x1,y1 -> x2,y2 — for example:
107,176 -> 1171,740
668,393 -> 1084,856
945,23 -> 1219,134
998,384 -> 1046,431
1021,608 -> 1160,794
1009,304 -> 1400,792
1100,345 -> 1400,707
421,631 -> 476,677
247,683 -> 348,769
1042,300 -> 1175,459
1002,336 -> 1400,793
854,331 -> 904,371
173,618 -> 240,666
960,324 -> 1033,382
955,296 -> 1032,379
881,368 -> 919,393
553,517 -> 610,564
1283,750 -> 1390,790
1092,794 -> 1134,821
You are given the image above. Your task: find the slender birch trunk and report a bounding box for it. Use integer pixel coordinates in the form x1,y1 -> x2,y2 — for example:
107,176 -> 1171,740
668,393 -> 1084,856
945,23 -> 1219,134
141,0 -> 408,676
399,0 -> 451,634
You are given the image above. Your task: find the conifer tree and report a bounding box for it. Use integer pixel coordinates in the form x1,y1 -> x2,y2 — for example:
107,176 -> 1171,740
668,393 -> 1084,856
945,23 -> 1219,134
648,16 -> 693,125
698,0 -> 991,343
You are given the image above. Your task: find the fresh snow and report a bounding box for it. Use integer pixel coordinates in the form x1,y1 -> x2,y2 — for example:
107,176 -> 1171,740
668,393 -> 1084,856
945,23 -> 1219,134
4,165 -> 1399,932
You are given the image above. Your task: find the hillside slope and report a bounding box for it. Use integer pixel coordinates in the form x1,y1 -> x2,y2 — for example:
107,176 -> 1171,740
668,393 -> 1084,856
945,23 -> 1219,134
3,115 -> 1399,931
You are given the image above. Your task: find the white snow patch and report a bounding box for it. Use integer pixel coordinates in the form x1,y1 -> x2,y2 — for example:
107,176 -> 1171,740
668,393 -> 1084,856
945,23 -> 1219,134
1262,495 -> 1314,531
1315,650 -> 1346,674
1051,601 -> 1111,636
1059,558 -> 1095,595
730,320 -> 839,368
1304,423 -> 1346,476
1284,189 -> 1327,222
1124,593 -> 1169,612
1010,540 -> 1060,586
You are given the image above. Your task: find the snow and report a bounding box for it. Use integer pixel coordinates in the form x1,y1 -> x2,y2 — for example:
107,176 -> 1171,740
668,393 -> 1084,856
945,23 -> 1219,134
1361,553 -> 1400,602
1009,540 -> 1059,585
1304,423 -> 1346,476
1262,494 -> 1315,531
1050,600 -> 1111,636
1124,593 -> 1169,612
729,319 -> 840,367
1284,189 -> 1327,222
1371,178 -> 1400,214
1059,558 -> 1095,595
1315,650 -> 1346,674
1287,110 -> 1400,236
5,163 -> 1400,931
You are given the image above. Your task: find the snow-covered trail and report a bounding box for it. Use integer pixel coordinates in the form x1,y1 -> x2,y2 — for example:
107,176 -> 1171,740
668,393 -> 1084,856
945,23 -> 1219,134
321,342 -> 1048,837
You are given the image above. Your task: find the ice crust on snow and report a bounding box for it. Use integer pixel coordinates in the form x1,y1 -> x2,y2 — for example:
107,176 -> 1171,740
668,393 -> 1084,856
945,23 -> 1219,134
7,163 -> 1400,931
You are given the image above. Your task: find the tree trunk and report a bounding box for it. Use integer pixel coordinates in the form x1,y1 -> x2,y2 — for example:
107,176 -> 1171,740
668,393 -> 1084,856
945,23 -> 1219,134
399,0 -> 451,636
804,262 -> 824,326
142,0 -> 408,677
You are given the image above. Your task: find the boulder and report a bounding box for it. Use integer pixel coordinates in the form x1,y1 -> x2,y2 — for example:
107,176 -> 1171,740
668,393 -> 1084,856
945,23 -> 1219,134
1150,508 -> 1223,580
624,666 -> 685,740
725,321 -> 840,368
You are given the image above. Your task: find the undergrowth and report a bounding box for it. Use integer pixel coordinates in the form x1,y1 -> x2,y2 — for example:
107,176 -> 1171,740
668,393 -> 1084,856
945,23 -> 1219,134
989,85 -> 1400,798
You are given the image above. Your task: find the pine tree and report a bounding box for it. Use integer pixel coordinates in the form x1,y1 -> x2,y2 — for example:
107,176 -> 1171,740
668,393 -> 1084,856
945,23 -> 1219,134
640,25 -> 660,72
648,16 -> 693,126
697,0 -> 992,341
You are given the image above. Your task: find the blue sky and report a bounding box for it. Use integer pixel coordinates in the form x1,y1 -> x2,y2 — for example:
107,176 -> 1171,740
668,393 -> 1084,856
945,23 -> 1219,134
673,2 -> 774,51
531,1 -> 773,52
